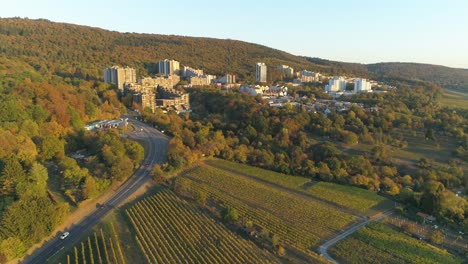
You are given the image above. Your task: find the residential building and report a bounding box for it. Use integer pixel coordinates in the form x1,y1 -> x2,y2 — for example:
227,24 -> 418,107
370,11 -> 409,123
354,78 -> 372,93
181,66 -> 204,78
278,65 -> 294,77
133,92 -> 156,112
215,74 -> 236,84
157,59 -> 180,76
189,75 -> 216,86
299,70 -> 321,82
325,76 -> 347,93
156,87 -> 190,109
104,66 -> 136,92
139,75 -> 180,89
256,62 -> 267,83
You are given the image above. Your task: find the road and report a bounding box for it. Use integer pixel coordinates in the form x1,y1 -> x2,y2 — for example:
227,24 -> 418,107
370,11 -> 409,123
318,210 -> 394,264
24,118 -> 169,264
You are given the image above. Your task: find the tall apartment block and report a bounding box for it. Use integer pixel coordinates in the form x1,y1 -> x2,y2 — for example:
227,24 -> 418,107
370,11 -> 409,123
256,62 -> 267,83
157,59 -> 180,76
104,66 -> 136,92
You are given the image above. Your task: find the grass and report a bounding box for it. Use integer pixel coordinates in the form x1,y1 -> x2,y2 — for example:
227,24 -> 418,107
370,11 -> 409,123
306,182 -> 392,215
330,222 -> 463,264
207,159 -> 392,215
440,90 -> 468,109
206,159 -> 312,189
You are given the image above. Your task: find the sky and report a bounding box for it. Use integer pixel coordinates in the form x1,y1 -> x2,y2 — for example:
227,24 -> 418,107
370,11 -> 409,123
1,0 -> 468,69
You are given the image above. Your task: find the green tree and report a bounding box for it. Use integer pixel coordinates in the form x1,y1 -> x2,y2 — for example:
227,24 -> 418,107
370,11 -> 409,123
221,205 -> 239,223
430,230 -> 445,244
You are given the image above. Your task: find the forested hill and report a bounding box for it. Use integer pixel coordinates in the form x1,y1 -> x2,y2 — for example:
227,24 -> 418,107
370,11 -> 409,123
367,63 -> 468,93
0,17 -> 325,81
1,17 -> 467,92
306,58 -> 468,94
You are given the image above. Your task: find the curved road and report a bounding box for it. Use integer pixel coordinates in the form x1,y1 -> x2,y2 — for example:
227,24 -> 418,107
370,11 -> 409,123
24,119 -> 169,264
318,210 -> 394,263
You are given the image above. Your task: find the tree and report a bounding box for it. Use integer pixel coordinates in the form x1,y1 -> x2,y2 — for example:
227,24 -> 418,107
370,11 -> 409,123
194,190 -> 208,207
150,164 -> 165,183
221,205 -> 238,223
277,245 -> 286,256
430,230 -> 445,244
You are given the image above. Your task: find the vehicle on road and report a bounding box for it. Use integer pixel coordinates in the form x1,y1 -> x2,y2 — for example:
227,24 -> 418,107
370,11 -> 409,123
60,232 -> 70,240
144,163 -> 150,168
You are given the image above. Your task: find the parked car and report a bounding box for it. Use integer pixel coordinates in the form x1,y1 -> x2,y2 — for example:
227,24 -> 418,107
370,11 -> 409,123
60,232 -> 70,240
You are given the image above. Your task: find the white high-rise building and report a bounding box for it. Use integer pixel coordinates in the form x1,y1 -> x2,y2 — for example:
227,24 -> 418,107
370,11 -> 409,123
157,59 -> 180,76
104,66 -> 136,92
354,79 -> 372,93
277,65 -> 294,77
325,76 -> 347,93
256,62 -> 267,83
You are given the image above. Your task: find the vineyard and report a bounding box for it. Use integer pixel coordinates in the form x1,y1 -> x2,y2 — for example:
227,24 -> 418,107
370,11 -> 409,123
126,189 -> 279,264
57,224 -> 126,264
329,222 -> 462,264
207,159 -> 391,214
180,164 -> 354,259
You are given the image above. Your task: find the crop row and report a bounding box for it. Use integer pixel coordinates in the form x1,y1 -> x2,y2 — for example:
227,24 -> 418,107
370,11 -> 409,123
126,189 -> 279,264
185,164 -> 355,238
206,159 -> 388,214
330,222 -> 461,264
62,227 -> 125,264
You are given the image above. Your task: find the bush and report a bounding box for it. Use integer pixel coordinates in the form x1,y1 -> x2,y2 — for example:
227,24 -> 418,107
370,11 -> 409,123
221,205 -> 239,223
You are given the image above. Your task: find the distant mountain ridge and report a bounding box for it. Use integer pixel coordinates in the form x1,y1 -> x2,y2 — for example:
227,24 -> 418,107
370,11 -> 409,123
0,17 -> 467,93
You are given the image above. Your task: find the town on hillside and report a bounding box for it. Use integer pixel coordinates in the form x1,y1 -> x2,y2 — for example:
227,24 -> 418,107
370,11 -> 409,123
103,60 -> 395,115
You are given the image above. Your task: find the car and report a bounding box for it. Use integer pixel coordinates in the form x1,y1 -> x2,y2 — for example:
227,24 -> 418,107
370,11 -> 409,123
432,225 -> 439,229
60,232 -> 70,240
144,163 -> 150,168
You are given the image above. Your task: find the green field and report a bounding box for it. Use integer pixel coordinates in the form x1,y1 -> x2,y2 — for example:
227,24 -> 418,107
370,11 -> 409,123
207,159 -> 392,215
440,90 -> 468,109
126,189 -> 279,264
180,164 -> 355,258
330,222 -> 462,264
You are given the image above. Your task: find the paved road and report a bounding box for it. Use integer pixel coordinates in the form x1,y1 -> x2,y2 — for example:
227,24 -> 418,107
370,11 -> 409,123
318,210 -> 394,264
24,119 -> 169,264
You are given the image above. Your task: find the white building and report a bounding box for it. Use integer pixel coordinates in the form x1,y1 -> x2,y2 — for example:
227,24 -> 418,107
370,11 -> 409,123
189,75 -> 216,86
278,65 -> 294,77
256,62 -> 267,83
157,59 -> 180,76
104,66 -> 136,92
325,76 -> 347,93
181,66 -> 203,78
216,74 -> 236,84
354,78 -> 372,93
240,85 -> 267,96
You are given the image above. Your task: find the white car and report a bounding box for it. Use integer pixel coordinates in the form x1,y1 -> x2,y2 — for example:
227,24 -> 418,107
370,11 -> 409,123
60,232 -> 70,240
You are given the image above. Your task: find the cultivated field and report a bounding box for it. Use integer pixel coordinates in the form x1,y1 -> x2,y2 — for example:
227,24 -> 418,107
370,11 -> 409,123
126,189 -> 279,264
206,159 -> 392,215
180,163 -> 356,259
57,224 -> 126,264
329,222 -> 462,264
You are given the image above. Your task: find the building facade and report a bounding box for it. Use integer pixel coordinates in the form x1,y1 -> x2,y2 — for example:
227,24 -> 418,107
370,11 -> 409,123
325,76 -> 347,93
256,62 -> 267,83
181,66 -> 204,78
278,65 -> 294,77
104,66 -> 136,92
216,74 -> 236,84
157,59 -> 180,76
354,78 -> 372,93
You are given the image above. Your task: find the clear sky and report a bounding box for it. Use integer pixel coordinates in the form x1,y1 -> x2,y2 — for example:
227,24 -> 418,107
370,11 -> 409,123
1,0 -> 467,68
